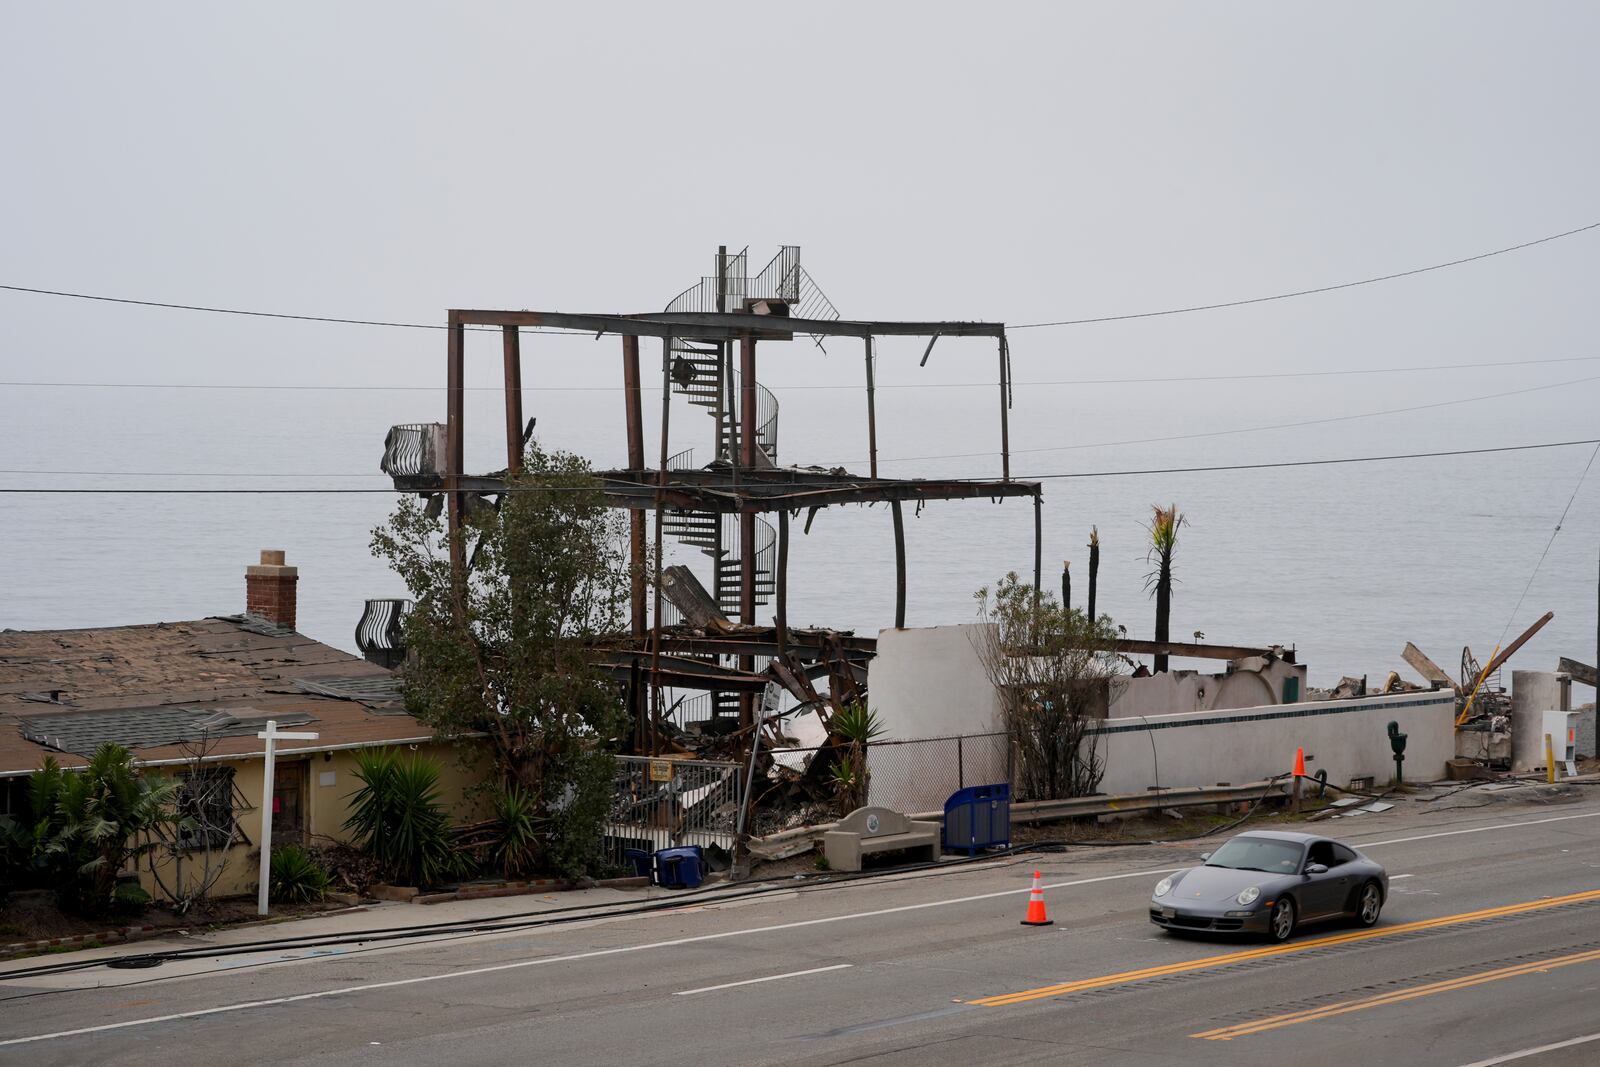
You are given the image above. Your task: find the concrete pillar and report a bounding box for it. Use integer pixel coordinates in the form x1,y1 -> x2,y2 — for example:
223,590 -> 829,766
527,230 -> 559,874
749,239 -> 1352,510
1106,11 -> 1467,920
1510,670 -> 1562,771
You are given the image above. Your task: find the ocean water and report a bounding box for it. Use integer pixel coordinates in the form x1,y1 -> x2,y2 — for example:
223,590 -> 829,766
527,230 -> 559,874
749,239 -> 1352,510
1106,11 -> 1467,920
3,356 -> 1597,692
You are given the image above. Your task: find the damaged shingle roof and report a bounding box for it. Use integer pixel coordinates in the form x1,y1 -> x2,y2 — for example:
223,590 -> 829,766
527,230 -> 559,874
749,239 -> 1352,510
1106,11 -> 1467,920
0,616 -> 435,777
20,707 -> 318,757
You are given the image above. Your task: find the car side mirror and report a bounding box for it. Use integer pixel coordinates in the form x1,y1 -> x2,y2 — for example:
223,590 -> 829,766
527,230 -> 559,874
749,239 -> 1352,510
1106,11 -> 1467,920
1199,852 -> 1211,861
1304,863 -> 1328,876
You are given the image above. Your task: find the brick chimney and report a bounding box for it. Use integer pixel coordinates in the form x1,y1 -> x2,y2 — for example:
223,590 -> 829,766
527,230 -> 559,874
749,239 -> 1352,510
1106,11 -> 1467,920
246,550 -> 298,631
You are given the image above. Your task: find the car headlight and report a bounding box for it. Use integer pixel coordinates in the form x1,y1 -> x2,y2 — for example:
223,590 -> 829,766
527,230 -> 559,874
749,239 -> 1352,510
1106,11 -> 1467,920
1154,877 -> 1174,897
1236,886 -> 1261,907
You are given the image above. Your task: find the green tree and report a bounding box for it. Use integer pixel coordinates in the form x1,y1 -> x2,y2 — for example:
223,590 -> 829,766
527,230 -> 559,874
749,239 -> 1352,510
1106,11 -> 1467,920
28,746 -> 181,916
371,441 -> 634,880
1145,504 -> 1186,674
973,573 -> 1124,800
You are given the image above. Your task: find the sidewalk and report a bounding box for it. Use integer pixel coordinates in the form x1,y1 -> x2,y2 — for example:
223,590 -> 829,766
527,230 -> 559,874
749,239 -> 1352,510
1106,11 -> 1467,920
0,877 -> 740,978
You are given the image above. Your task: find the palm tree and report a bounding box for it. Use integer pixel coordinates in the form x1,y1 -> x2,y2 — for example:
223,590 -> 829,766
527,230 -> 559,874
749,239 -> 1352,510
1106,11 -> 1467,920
1145,505 -> 1186,673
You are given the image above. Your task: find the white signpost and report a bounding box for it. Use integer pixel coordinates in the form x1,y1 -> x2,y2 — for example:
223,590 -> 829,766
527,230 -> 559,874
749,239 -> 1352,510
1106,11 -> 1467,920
257,719 -> 320,916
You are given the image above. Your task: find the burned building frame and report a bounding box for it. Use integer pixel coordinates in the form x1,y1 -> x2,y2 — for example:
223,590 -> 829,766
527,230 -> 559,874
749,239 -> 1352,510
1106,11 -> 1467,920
382,248 -> 1045,754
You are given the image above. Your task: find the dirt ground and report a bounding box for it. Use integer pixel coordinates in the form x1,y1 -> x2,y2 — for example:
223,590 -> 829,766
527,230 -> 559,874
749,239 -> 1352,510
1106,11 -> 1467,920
0,889 -> 350,945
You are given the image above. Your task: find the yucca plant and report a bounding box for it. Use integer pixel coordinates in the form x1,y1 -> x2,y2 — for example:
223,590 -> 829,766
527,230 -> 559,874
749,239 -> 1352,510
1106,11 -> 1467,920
270,844 -> 331,904
829,704 -> 885,815
31,745 -> 180,917
343,748 -> 461,888
1145,504 -> 1186,674
487,781 -> 543,879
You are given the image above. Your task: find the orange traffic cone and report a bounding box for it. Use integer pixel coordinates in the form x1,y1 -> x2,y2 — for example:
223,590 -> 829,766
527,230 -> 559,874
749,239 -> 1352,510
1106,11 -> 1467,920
1020,870 -> 1053,927
1293,747 -> 1307,779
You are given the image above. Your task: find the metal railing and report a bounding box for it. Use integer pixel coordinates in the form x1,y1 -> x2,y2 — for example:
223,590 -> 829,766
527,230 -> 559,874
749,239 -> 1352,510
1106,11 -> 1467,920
380,423 -> 445,480
355,598 -> 412,669
605,756 -> 743,868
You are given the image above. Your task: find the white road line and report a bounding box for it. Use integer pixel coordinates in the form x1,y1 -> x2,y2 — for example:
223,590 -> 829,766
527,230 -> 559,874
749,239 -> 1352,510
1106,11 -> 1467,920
0,866 -> 1179,1047
1390,874 -> 1415,880
1357,809 -> 1600,848
1458,1029 -> 1600,1066
673,963 -> 852,996
6,806 -> 1597,1047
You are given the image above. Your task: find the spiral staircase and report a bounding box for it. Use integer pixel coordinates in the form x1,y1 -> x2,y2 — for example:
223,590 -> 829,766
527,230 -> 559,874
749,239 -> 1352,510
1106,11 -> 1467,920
658,247 -> 838,722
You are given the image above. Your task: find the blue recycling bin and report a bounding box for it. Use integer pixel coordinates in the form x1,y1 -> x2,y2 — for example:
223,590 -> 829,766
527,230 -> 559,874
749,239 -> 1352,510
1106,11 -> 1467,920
654,845 -> 705,889
623,848 -> 653,880
943,783 -> 1011,855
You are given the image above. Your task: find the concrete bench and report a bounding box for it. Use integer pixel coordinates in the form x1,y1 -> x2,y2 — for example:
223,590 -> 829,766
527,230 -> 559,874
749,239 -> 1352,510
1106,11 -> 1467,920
823,806 -> 940,872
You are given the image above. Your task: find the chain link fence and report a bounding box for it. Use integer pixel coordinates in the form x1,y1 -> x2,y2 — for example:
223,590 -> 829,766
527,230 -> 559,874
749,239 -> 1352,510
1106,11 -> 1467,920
864,733 -> 1013,813
604,756 -> 743,870
761,733 -> 1016,816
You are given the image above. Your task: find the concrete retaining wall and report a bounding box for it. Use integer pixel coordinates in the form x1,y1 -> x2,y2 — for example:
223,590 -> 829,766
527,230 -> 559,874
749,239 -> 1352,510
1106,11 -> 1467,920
1093,689 -> 1458,796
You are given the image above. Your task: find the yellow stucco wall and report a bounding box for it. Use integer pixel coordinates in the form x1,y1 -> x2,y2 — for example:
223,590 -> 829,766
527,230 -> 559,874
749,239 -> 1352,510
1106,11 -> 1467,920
139,741 -> 492,902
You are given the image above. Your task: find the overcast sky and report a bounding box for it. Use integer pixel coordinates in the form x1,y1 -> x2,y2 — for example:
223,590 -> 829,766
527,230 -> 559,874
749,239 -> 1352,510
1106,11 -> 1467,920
3,3 -> 1598,676
4,2 -> 1598,393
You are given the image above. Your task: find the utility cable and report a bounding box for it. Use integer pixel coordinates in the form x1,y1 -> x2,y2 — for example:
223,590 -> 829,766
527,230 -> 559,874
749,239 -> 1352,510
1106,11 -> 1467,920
5,218 -> 1597,339
3,438 -> 1600,491
6,354 -> 1600,393
846,372 -> 1600,466
1010,220 -> 1600,328
1494,441 -> 1600,648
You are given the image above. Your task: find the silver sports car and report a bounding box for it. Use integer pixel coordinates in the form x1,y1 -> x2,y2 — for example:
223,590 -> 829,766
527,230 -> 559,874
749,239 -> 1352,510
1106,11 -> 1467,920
1149,830 -> 1388,942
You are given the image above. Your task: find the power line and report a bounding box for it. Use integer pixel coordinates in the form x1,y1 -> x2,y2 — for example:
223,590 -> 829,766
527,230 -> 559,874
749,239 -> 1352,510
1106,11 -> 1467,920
1493,441 -> 1600,647
851,372 -> 1600,466
6,219 -> 1596,340
5,354 -> 1600,394
1021,437 -> 1600,481
0,284 -> 589,335
1011,220 -> 1600,328
3,437 -> 1596,492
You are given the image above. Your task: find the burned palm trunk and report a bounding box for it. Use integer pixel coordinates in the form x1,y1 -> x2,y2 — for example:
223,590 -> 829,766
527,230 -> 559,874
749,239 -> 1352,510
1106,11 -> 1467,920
1086,527 -> 1099,623
1154,556 -> 1172,673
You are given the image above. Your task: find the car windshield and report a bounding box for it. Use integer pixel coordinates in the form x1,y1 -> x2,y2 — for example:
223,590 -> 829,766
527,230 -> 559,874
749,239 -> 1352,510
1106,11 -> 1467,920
1205,837 -> 1303,874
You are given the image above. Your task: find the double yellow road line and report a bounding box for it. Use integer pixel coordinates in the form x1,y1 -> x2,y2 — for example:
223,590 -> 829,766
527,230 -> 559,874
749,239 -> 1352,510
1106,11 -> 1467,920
1195,944 -> 1600,1040
968,887 -> 1600,1008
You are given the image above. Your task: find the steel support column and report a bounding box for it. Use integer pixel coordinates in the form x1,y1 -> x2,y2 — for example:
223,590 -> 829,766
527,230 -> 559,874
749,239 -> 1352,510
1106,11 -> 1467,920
865,336 -> 878,478
650,337 -> 672,754
502,326 -> 523,474
739,332 -> 757,730
776,508 -> 790,652
892,500 -> 907,629
446,315 -> 467,591
998,335 -> 1011,481
622,334 -> 647,748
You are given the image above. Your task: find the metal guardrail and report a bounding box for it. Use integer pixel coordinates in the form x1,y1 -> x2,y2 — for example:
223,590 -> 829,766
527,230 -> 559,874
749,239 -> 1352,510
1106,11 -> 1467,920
744,780 -> 1290,859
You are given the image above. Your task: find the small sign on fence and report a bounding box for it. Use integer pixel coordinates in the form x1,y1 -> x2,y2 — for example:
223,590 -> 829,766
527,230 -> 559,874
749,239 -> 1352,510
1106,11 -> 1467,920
648,759 -> 674,783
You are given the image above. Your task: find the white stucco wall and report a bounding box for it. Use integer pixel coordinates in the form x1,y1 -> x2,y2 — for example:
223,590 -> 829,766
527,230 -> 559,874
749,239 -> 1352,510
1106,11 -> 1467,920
1093,689 -> 1458,796
866,624 -> 1002,741
1107,658 -> 1307,718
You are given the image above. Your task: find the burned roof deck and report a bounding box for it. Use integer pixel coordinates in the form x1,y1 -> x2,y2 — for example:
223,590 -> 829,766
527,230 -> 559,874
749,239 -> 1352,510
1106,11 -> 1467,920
396,464 -> 1040,514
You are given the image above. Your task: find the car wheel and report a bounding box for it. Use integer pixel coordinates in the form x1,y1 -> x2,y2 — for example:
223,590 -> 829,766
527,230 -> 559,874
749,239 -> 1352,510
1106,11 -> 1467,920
1354,882 -> 1383,927
1268,898 -> 1296,942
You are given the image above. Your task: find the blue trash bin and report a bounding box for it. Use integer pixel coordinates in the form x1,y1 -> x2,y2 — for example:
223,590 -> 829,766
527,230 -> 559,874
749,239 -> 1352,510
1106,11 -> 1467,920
654,845 -> 705,889
623,848 -> 654,880
943,783 -> 1011,855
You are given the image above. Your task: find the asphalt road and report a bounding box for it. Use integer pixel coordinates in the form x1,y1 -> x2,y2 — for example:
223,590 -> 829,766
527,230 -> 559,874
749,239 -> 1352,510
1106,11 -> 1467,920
5,791 -> 1600,1066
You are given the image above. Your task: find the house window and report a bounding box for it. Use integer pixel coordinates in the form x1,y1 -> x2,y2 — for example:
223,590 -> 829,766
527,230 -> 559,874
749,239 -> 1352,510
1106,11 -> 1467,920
177,767 -> 237,851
